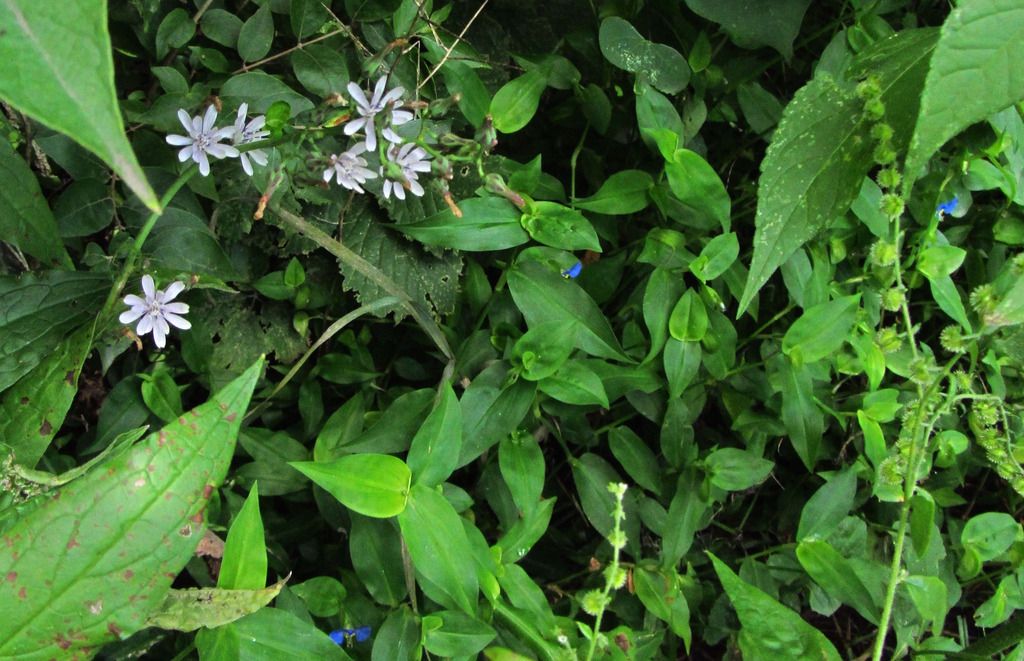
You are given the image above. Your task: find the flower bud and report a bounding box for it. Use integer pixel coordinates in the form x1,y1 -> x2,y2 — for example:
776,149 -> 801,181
879,193 -> 905,218
876,167 -> 901,190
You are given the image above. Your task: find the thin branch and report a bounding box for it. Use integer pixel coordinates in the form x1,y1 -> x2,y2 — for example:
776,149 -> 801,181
233,26 -> 350,74
417,0 -> 489,91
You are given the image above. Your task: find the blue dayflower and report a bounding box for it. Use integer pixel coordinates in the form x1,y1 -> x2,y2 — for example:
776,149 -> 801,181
936,196 -> 958,217
329,626 -> 372,645
561,262 -> 583,279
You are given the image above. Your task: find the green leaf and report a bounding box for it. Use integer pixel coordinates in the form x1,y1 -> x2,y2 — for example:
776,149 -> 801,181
598,17 -> 690,94
218,483 -> 267,590
0,0 -> 159,210
633,567 -> 691,649
54,179 -> 115,238
522,202 -> 602,252
643,268 -> 685,363
290,0 -> 330,39
910,490 -> 936,557
423,610 -> 497,657
664,149 -> 731,232
313,395 -> 365,462
147,579 -> 285,632
0,360 -> 262,657
782,295 -> 860,364
538,360 -> 610,408
918,245 -> 966,279
574,170 -> 652,215
571,453 -> 639,550
336,199 -> 462,319
458,362 -> 536,467
608,427 -> 663,497
350,514 -> 408,606
490,69 -> 547,134
513,320 -> 577,381
407,383 -> 463,488
707,552 -> 841,661
508,260 -> 627,361
738,76 -> 873,313
372,607 -> 420,661
705,448 -> 774,492
144,208 -> 237,279
238,4 -> 274,62
156,8 -> 195,58
904,575 -> 948,637
0,138 -> 71,266
499,432 -> 545,514
195,607 -> 348,660
776,357 -> 825,470
291,454 -> 412,518
669,290 -> 709,342
690,232 -> 739,282
291,576 -> 346,617
928,274 -> 972,332
291,44 -> 350,97
201,9 -> 243,48
683,0 -> 811,60
796,539 -> 881,623
0,324 -> 93,467
0,271 -> 109,393
962,512 -> 1021,562
398,484 -> 479,614
990,275 -> 1024,327
497,497 -> 555,563
220,72 -> 314,116
797,468 -> 857,541
905,0 -> 1024,190
397,196 -> 528,251
664,337 -> 701,399
340,388 -> 434,454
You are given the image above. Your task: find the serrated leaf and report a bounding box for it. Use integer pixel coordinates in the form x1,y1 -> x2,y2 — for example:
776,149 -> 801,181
340,199 -> 462,319
0,360 -> 262,658
0,138 -> 71,266
708,552 -> 841,660
0,271 -> 109,393
147,578 -> 286,632
905,0 -> 1024,190
0,324 -> 93,468
738,76 -> 873,313
0,0 -> 159,210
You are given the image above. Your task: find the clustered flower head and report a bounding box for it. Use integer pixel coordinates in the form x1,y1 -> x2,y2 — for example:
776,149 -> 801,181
120,275 -> 191,349
165,104 -> 268,177
322,76 -> 432,201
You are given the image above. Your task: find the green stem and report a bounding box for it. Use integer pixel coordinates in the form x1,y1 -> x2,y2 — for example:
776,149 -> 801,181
493,601 -> 560,661
96,166 -> 197,332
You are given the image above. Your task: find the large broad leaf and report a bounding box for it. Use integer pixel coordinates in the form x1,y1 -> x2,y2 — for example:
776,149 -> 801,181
708,552 -> 841,661
683,0 -> 812,60
0,138 -> 71,267
398,484 -> 479,615
0,360 -> 262,658
0,0 -> 159,210
0,271 -> 109,392
0,324 -> 93,468
905,0 -> 1024,191
508,260 -> 627,361
738,75 -> 873,313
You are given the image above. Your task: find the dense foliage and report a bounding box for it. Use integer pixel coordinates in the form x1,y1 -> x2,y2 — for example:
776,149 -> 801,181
1,0 -> 1024,659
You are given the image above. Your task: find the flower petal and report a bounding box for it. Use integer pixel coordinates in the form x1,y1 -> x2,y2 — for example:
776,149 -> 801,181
119,308 -> 144,324
347,82 -> 369,111
391,110 -> 414,125
203,105 -> 218,133
137,315 -> 154,335
371,76 -> 389,105
163,281 -> 186,301
163,301 -> 189,314
164,312 -> 191,330
178,145 -> 194,162
151,320 -> 167,348
166,133 -> 192,146
177,109 -> 193,133
364,118 -> 377,151
124,294 -> 146,307
198,152 -> 211,176
142,275 -> 156,299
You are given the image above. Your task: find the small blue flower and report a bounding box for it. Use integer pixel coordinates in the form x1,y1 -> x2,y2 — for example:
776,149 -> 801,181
561,262 -> 583,279
329,626 -> 372,645
936,196 -> 958,217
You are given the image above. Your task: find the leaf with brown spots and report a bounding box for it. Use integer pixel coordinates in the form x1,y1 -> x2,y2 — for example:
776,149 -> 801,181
0,359 -> 262,659
145,576 -> 288,632
0,324 -> 93,468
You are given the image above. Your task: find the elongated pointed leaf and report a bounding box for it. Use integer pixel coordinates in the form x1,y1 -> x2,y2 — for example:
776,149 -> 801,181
0,0 -> 159,210
292,454 -> 412,518
708,552 -> 841,660
146,578 -> 286,632
0,359 -> 262,658
407,383 -> 463,488
218,483 -> 267,590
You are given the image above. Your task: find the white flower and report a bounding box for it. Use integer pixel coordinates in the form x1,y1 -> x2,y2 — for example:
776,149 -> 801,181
119,275 -> 191,349
230,103 -> 270,176
165,106 -> 238,177
344,77 -> 414,151
323,142 -> 377,193
381,142 -> 431,200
